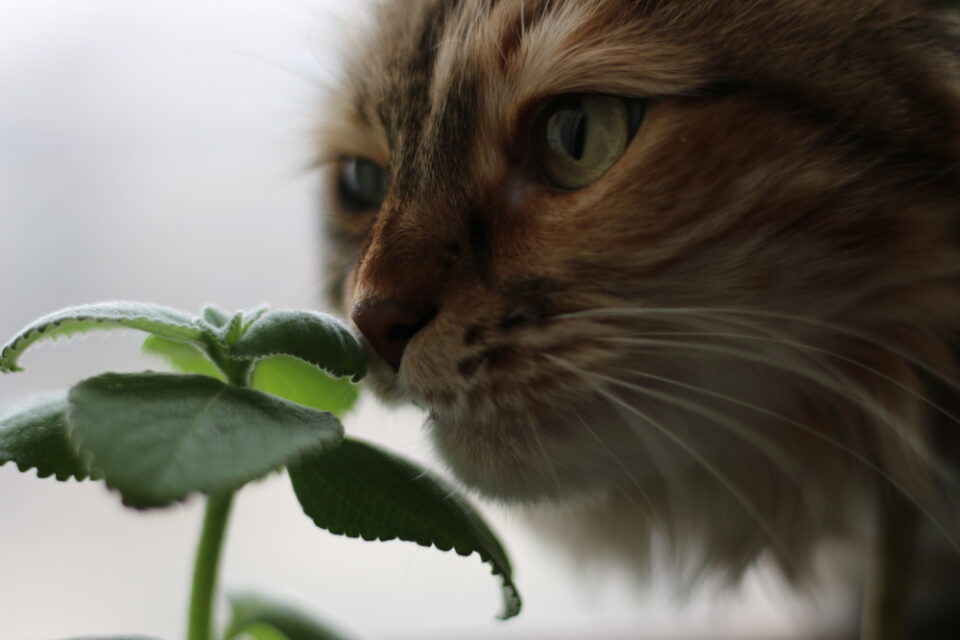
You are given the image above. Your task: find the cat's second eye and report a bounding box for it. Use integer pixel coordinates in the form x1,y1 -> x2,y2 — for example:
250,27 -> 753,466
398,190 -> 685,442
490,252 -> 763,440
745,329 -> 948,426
533,95 -> 644,190
337,157 -> 388,211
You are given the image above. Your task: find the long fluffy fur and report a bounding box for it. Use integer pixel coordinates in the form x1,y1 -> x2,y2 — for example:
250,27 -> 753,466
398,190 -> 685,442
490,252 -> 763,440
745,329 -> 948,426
319,0 -> 960,602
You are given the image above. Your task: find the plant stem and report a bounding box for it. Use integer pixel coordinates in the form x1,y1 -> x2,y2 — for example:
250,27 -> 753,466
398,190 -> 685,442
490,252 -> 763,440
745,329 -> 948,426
187,490 -> 235,640
205,343 -> 252,387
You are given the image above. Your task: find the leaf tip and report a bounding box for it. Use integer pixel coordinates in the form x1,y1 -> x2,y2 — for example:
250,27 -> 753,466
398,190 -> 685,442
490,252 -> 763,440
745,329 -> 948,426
497,592 -> 522,620
0,349 -> 21,372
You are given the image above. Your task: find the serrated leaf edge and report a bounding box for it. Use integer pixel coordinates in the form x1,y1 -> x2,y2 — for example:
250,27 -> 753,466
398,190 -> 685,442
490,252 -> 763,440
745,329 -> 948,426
290,470 -> 521,619
1,304 -> 205,373
300,510 -> 521,619
0,458 -> 91,482
0,393 -> 95,482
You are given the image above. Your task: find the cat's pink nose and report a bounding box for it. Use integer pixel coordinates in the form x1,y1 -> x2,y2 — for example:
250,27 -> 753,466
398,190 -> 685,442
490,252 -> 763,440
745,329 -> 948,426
351,299 -> 436,370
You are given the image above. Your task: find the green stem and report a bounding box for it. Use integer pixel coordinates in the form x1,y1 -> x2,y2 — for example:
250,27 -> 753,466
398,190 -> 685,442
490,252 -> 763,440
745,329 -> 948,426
188,490 -> 235,640
204,342 -> 252,387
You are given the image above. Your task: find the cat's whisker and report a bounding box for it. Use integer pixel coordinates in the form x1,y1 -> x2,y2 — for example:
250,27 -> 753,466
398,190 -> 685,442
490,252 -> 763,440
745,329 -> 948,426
596,333 -> 953,487
556,305 -> 960,398
524,411 -> 569,496
699,306 -> 960,395
617,365 -> 960,555
555,304 -> 954,472
590,359 -> 821,528
545,353 -> 801,577
637,310 -> 960,491
597,333 -> 890,427
620,328 -> 960,432
596,359 -> 811,499
569,406 -> 667,532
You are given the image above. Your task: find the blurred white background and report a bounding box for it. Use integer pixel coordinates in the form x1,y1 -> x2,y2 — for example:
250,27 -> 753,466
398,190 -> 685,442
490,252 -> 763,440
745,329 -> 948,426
0,1 -> 813,638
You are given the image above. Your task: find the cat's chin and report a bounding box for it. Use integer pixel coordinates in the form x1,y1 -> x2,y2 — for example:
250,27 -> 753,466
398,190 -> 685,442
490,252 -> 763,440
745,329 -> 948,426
359,354 -> 626,502
424,408 -> 612,503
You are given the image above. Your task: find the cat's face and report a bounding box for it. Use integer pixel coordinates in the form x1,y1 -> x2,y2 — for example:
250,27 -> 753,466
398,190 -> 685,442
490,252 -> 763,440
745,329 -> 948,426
319,0 -> 960,531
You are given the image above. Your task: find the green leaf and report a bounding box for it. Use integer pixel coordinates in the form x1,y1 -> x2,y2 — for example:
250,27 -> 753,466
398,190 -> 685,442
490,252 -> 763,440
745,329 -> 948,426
230,310 -> 366,382
200,304 -> 269,338
203,304 -> 271,348
289,439 -> 521,620
201,304 -> 231,329
219,311 -> 245,346
142,335 -> 226,381
0,392 -> 90,480
241,304 -> 270,331
225,592 -> 370,640
251,356 -> 358,418
1,301 -> 205,373
68,372 -> 344,508
199,309 -> 245,347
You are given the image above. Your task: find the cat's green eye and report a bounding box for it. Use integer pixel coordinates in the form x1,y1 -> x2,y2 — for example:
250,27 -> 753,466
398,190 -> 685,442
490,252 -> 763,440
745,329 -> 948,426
338,157 -> 388,210
533,95 -> 642,190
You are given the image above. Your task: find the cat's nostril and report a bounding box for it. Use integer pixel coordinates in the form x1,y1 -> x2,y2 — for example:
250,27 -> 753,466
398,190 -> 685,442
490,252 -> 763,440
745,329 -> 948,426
351,299 -> 436,370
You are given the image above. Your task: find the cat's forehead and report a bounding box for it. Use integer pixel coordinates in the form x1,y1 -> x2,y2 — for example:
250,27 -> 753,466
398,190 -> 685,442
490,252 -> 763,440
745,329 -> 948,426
322,0 -> 708,164
320,0 -> 944,171
361,0 -> 704,111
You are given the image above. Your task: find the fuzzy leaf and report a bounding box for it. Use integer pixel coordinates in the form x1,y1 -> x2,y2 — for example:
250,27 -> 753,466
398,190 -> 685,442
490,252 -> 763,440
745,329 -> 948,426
251,356 -> 358,418
201,309 -> 245,347
230,310 -> 366,382
225,592 -> 371,640
0,392 -> 90,480
289,438 -> 521,620
201,304 -> 231,329
69,372 -> 343,508
241,304 -> 270,331
199,304 -> 274,352
142,334 -> 225,381
0,302 -> 205,373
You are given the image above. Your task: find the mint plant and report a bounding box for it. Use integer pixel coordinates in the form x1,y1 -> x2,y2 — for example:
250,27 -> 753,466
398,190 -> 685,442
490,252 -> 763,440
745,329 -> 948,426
0,302 -> 521,640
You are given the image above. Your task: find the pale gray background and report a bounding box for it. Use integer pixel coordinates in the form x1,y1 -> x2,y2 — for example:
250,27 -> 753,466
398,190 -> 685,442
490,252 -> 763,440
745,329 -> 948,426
0,1 -> 817,638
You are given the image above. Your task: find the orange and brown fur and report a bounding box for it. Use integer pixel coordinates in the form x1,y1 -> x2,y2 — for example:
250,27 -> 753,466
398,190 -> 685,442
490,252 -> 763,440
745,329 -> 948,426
318,0 -> 960,634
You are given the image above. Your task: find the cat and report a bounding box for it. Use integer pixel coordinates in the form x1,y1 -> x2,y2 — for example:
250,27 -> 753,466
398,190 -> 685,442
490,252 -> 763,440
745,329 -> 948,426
316,0 -> 960,636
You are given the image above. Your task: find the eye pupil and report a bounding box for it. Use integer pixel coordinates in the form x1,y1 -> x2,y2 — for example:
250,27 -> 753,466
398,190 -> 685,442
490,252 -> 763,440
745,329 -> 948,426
535,94 -> 642,190
558,105 -> 587,161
